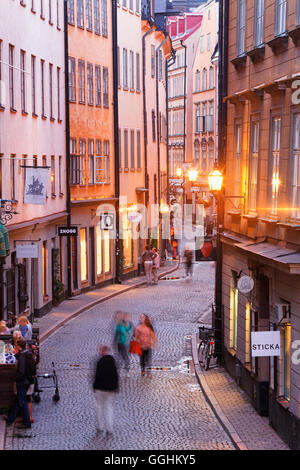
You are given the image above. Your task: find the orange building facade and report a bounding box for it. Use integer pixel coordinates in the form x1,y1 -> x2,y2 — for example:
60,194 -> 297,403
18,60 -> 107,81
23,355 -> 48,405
67,0 -> 115,293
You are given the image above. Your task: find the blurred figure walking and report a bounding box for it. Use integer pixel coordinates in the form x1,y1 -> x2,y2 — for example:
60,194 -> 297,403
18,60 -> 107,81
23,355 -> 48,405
152,248 -> 160,285
142,245 -> 157,286
184,246 -> 193,279
93,345 -> 119,437
114,311 -> 133,374
134,315 -> 156,377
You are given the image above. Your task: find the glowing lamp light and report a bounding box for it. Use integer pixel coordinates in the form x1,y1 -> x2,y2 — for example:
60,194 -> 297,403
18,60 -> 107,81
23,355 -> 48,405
188,169 -> 198,182
208,169 -> 223,192
176,168 -> 183,177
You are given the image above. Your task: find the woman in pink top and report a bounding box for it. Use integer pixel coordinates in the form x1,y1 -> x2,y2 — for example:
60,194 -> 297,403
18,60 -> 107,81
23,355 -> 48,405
134,314 -> 156,377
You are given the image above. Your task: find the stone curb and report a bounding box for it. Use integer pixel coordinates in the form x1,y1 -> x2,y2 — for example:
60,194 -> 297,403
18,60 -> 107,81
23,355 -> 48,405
191,334 -> 248,451
0,262 -> 179,451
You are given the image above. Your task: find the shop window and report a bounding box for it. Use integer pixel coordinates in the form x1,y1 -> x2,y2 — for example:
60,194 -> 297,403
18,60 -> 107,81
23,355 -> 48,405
80,228 -> 88,282
104,230 -> 110,273
96,225 -> 102,275
230,271 -> 238,350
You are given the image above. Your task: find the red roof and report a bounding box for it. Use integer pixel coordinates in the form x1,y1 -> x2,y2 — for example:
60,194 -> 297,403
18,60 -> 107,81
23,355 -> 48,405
167,13 -> 203,41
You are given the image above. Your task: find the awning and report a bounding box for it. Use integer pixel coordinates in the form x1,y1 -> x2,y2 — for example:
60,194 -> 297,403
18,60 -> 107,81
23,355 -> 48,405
234,241 -> 300,274
0,222 -> 10,258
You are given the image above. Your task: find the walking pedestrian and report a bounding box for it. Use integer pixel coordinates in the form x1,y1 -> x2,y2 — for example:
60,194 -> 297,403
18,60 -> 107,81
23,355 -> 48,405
93,345 -> 119,437
184,246 -> 193,279
114,311 -> 133,374
134,314 -> 156,377
4,337 -> 36,429
152,248 -> 160,285
142,245 -> 157,286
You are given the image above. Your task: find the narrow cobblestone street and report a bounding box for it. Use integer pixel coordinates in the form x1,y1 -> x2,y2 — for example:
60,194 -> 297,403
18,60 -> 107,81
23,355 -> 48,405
5,261 -> 236,450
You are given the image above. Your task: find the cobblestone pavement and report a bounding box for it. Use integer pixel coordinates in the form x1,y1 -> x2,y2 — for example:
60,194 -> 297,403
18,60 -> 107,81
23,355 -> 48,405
5,261 -> 236,450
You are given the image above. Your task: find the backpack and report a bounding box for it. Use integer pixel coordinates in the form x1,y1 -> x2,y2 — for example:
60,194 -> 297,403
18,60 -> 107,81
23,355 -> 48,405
25,351 -> 37,384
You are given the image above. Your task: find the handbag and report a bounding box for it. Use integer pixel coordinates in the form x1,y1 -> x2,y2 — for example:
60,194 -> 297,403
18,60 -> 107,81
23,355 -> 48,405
129,339 -> 142,356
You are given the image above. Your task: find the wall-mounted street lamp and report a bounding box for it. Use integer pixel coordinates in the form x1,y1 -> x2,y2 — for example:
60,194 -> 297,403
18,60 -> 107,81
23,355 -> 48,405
0,200 -> 19,225
208,169 -> 224,192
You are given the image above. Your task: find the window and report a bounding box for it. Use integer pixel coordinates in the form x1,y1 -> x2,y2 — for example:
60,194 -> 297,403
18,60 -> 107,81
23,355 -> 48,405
79,138 -> 86,185
103,67 -> 108,107
20,51 -> 26,113
80,228 -> 88,282
104,230 -> 110,272
49,0 -> 52,23
86,0 -> 93,31
31,56 -> 36,115
117,47 -> 120,87
78,60 -> 85,104
297,0 -> 300,26
94,154 -> 109,183
136,53 -> 140,91
96,139 -> 102,156
129,51 -> 134,90
102,0 -> 108,37
136,0 -> 140,13
94,0 -> 100,34
270,117 -> 281,216
9,45 -> 14,109
207,101 -> 214,132
151,45 -> 155,78
57,67 -> 61,121
40,0 -> 44,18
201,103 -> 207,132
209,145 -> 214,170
77,0 -> 84,28
248,121 -> 259,212
124,129 -> 129,168
200,36 -> 204,52
68,57 -> 76,102
123,49 -> 128,88
237,0 -> 246,55
129,0 -> 133,9
159,50 -> 163,80
235,123 -> 242,198
209,66 -> 214,89
195,70 -> 200,92
0,41 -> 3,107
130,130 -> 135,168
41,59 -> 45,116
49,64 -> 53,118
202,68 -> 207,91
58,156 -> 62,194
137,130 -> 141,168
201,143 -> 207,173
96,225 -> 102,275
68,0 -> 75,24
230,271 -> 239,351
70,139 -> 80,184
152,110 -> 156,142
254,0 -> 264,46
207,33 -> 211,51
195,105 -> 200,133
292,114 -> 300,219
95,65 -> 101,106
276,0 -> 286,35
87,63 -> 94,105
51,156 -> 55,195
88,139 -> 94,184
194,142 -> 200,166
10,155 -> 16,200
57,0 -> 60,28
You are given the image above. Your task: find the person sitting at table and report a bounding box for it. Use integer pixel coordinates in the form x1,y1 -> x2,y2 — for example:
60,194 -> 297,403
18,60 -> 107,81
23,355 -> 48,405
13,316 -> 32,340
0,320 -> 10,335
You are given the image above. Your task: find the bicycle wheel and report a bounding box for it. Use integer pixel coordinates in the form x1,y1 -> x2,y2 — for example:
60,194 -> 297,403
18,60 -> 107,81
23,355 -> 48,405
205,354 -> 211,371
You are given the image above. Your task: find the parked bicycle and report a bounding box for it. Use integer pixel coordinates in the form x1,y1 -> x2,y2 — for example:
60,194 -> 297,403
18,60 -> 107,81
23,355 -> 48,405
198,325 -> 216,370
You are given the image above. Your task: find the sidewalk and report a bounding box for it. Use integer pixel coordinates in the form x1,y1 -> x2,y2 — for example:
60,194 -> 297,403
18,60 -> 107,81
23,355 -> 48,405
191,335 -> 290,450
0,260 -> 178,450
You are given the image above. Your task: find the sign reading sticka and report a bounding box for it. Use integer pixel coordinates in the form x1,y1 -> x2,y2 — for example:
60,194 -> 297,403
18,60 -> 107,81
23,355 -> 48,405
251,331 -> 281,357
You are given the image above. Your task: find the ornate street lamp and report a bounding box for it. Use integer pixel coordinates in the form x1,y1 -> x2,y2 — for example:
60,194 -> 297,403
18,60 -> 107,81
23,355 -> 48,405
208,169 -> 224,192
188,168 -> 198,182
0,200 -> 19,225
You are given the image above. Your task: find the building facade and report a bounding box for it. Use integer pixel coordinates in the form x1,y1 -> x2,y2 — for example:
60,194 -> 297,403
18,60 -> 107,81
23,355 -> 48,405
221,0 -> 300,449
0,0 -> 67,319
67,0 -> 116,293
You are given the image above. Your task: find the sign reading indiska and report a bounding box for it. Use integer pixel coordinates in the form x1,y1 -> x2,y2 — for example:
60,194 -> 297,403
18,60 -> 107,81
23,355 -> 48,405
251,331 -> 281,357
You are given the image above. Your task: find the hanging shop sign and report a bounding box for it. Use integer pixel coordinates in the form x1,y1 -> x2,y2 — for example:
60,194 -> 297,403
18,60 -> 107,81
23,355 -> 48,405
16,244 -> 38,259
100,213 -> 115,231
24,167 -> 48,205
237,276 -> 254,294
251,331 -> 281,357
58,226 -> 78,237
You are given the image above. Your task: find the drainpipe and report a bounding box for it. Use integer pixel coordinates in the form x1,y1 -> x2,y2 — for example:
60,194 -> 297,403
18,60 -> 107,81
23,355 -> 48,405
156,35 -> 168,209
180,40 -> 187,165
64,0 -> 72,298
166,50 -> 176,204
142,24 -> 154,208
112,0 -> 121,283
